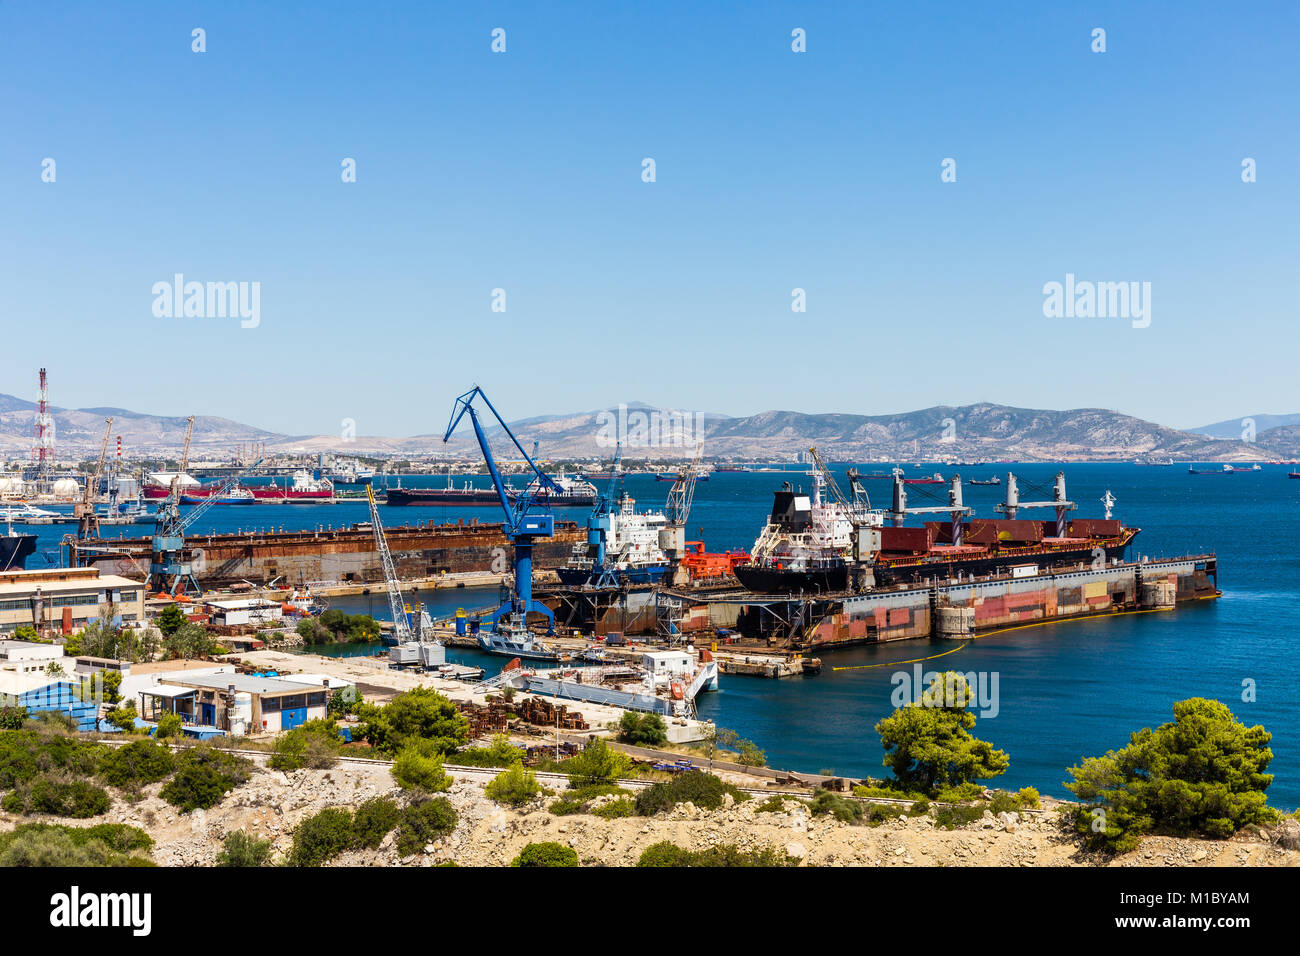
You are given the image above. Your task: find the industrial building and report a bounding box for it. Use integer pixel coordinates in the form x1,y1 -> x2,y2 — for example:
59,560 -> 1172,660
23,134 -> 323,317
0,639 -> 65,675
203,598 -> 282,628
0,567 -> 145,636
0,671 -> 97,731
139,672 -> 333,735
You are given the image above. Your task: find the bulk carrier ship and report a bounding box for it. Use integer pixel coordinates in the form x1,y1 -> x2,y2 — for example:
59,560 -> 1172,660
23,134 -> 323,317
386,474 -> 598,508
735,467 -> 1137,594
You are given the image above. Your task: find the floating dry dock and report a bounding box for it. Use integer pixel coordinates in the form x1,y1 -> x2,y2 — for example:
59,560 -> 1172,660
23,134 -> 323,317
67,519 -> 584,589
667,553 -> 1218,649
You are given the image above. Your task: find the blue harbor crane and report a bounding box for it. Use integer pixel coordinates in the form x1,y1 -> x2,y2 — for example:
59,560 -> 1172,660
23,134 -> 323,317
443,387 -> 561,633
148,417 -> 264,595
579,441 -> 624,589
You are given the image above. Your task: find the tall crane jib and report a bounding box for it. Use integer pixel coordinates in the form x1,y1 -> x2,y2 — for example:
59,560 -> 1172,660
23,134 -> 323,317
74,417 -> 114,540
444,387 -> 559,634
366,484 -> 414,644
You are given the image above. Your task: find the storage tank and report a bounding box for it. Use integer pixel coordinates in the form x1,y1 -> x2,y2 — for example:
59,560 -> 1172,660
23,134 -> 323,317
52,477 -> 80,497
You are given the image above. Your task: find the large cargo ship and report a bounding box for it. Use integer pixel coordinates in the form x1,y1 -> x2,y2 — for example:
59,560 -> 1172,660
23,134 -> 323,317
145,470 -> 332,501
386,474 -> 598,508
557,492 -> 671,586
733,471 -> 884,594
734,470 -> 1138,594
1,525 -> 38,571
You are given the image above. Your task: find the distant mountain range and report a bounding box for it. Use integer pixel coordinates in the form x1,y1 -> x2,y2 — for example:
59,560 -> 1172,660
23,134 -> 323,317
1187,413 -> 1300,440
0,394 -> 1296,462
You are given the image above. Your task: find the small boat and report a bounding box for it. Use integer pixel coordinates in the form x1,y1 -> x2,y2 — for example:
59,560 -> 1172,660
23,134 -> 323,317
969,477 -> 1001,486
1289,472 -> 1300,479
476,621 -> 564,661
0,503 -> 62,522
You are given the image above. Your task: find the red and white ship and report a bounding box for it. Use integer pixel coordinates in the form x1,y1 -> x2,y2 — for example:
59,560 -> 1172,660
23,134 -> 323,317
144,470 -> 333,502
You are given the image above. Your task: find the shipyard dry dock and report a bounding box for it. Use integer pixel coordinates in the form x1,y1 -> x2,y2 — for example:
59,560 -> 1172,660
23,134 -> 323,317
663,554 -> 1219,649
68,519 -> 585,590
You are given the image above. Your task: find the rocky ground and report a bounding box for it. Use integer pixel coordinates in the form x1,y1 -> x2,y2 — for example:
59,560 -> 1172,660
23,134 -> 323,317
4,760 -> 1297,867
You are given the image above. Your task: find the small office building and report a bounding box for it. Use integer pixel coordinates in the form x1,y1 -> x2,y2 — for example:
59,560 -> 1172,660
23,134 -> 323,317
140,672 -> 331,735
0,639 -> 65,675
204,599 -> 283,628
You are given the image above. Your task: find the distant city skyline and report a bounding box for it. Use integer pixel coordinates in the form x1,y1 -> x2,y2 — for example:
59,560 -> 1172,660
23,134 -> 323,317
3,2 -> 1296,435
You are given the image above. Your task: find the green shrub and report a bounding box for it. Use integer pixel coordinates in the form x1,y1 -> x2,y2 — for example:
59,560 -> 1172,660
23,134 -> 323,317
735,740 -> 767,767
352,797 -> 401,849
756,795 -> 804,814
80,823 -> 155,853
0,729 -> 104,789
810,790 -> 865,824
159,746 -> 253,813
216,830 -> 274,867
2,775 -> 112,817
510,841 -> 579,867
269,720 -> 343,771
289,808 -> 355,867
352,687 -> 468,757
392,745 -> 453,792
1016,786 -> 1041,809
548,783 -> 632,815
395,797 -> 458,856
484,763 -> 542,807
98,739 -> 175,789
0,822 -> 154,867
592,797 -> 635,819
934,782 -> 986,803
866,804 -> 895,826
616,712 -> 668,746
852,783 -> 931,802
105,704 -> 140,734
636,841 -> 796,867
1066,698 -> 1278,852
933,804 -> 986,830
565,738 -> 631,787
634,770 -> 749,816
875,672 -> 1010,793
155,711 -> 183,739
454,734 -> 526,768
0,706 -> 28,730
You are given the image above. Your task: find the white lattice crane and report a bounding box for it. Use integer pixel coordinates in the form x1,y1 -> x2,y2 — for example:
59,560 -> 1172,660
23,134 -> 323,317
366,484 -> 413,644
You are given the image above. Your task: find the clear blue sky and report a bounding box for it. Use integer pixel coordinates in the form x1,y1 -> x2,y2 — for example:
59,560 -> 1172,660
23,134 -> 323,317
2,1 -> 1296,437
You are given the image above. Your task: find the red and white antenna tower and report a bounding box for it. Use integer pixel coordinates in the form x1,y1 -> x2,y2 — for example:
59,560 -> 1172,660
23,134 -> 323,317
31,367 -> 54,483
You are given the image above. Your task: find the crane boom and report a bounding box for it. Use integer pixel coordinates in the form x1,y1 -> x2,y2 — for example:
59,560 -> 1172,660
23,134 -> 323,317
444,387 -> 557,632
366,484 -> 412,643
74,417 -> 114,539
665,440 -> 704,526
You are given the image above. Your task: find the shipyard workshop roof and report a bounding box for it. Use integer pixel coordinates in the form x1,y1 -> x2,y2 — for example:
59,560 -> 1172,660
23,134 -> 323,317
169,673 -> 325,698
137,683 -> 196,700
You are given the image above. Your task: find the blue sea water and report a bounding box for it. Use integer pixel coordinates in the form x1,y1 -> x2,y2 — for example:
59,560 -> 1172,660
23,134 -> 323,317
22,463 -> 1300,805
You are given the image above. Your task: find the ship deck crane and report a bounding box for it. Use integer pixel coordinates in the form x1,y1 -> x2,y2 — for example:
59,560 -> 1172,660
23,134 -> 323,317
444,387 -> 561,632
888,467 -> 975,546
995,472 -> 1076,536
73,417 -> 114,540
